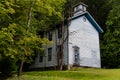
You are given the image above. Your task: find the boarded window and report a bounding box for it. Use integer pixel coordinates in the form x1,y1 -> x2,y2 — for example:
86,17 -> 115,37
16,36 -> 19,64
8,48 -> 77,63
48,48 -> 52,61
38,31 -> 44,38
39,55 -> 43,62
48,31 -> 52,41
73,46 -> 80,65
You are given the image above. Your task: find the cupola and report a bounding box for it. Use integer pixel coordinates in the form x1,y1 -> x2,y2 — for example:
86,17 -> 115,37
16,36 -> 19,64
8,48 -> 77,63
73,2 -> 88,16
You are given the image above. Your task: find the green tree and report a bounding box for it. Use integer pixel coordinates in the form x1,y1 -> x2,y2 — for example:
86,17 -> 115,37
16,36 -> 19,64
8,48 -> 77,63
101,0 -> 120,68
0,24 -> 17,77
0,0 -> 15,28
0,23 -> 49,76
10,0 -> 66,32
0,0 -> 66,76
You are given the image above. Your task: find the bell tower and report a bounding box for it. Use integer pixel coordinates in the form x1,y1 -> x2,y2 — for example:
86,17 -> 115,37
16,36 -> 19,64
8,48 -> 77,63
73,2 -> 88,16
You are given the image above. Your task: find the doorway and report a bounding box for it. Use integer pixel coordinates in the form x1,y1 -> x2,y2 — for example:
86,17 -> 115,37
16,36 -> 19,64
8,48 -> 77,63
73,46 -> 80,66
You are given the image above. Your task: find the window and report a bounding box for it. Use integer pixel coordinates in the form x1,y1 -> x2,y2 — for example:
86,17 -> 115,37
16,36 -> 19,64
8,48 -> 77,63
31,53 -> 37,63
74,7 -> 77,12
78,5 -> 82,10
83,6 -> 86,11
73,46 -> 80,65
58,26 -> 62,38
48,48 -> 52,61
38,31 -> 44,38
83,16 -> 86,22
48,31 -> 52,41
39,55 -> 43,62
74,49 -> 79,62
74,6 -> 78,12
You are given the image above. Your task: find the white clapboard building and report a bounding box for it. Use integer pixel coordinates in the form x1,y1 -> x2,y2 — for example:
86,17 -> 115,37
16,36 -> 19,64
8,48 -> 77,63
30,2 -> 103,69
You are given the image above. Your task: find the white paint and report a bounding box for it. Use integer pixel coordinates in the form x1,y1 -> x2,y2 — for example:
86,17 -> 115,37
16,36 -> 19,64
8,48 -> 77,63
30,26 -> 69,68
68,16 -> 101,67
30,14 -> 101,69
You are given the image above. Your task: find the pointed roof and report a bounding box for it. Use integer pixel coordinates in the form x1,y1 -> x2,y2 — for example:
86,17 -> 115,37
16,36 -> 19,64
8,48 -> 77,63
72,11 -> 104,33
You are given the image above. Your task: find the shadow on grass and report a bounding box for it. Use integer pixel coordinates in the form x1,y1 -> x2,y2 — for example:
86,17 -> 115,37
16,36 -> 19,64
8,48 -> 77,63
0,73 -> 8,80
0,73 -> 14,80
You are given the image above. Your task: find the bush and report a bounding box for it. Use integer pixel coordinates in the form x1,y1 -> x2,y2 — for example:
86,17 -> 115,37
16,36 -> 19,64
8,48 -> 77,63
0,58 -> 17,77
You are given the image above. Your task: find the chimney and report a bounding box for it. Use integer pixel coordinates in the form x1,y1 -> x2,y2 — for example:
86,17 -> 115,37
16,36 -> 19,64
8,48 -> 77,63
73,2 -> 88,16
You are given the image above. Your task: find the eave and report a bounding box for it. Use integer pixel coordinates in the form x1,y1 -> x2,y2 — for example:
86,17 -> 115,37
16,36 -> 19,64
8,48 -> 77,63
72,11 -> 104,33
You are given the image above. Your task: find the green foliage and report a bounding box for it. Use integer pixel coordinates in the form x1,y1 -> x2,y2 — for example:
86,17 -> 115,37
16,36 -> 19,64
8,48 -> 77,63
0,23 -> 50,60
0,24 -> 16,59
0,0 -> 66,76
0,0 -> 66,31
0,0 -> 15,28
0,24 -> 17,77
8,0 -> 66,33
0,58 -> 17,77
0,23 -> 50,76
101,0 -> 120,68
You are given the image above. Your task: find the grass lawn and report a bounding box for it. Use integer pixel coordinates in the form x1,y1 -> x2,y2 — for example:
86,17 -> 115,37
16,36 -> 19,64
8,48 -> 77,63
6,68 -> 120,80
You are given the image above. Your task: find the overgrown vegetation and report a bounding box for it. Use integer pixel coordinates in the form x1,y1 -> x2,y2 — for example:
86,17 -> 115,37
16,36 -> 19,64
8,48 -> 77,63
0,0 -> 66,76
101,0 -> 120,68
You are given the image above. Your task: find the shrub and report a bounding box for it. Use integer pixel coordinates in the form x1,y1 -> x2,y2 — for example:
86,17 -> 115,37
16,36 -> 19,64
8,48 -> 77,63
0,58 -> 17,77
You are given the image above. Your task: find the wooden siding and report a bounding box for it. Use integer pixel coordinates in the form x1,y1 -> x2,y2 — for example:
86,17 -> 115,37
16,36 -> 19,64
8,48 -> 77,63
30,26 -> 68,68
68,16 -> 101,68
30,30 -> 57,68
30,15 -> 101,69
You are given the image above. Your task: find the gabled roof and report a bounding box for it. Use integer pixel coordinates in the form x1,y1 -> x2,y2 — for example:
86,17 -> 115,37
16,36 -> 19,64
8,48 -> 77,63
72,11 -> 104,33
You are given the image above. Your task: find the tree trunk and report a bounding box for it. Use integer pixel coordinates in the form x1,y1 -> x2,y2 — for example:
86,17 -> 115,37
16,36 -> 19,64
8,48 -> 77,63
59,46 -> 63,70
26,1 -> 34,31
57,2 -> 72,70
17,1 -> 34,77
57,45 -> 63,70
57,12 -> 65,70
18,60 -> 24,76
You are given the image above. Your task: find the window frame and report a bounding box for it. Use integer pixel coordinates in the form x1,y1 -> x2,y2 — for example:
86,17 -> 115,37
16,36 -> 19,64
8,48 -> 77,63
48,47 -> 52,61
48,31 -> 52,41
39,55 -> 43,62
